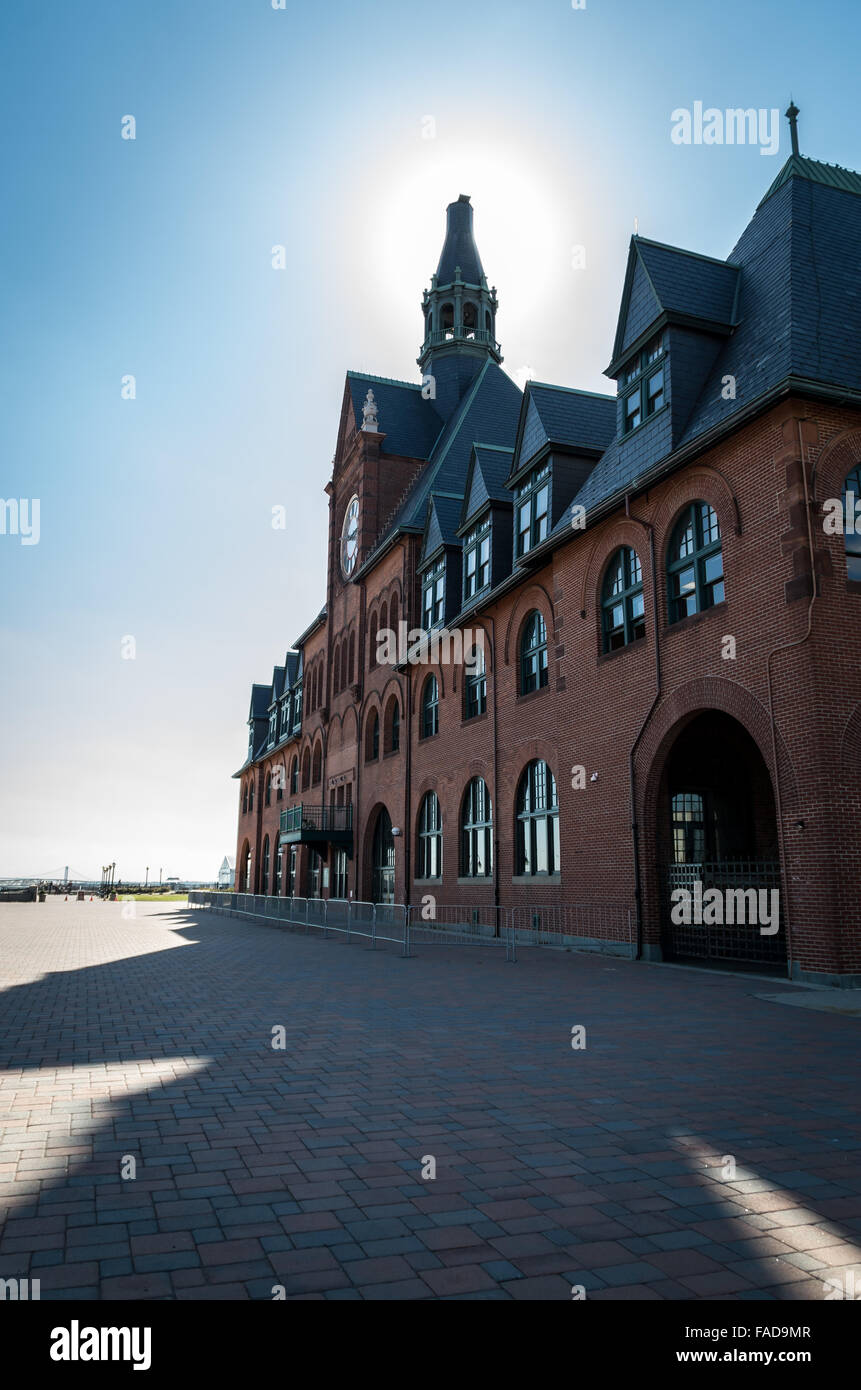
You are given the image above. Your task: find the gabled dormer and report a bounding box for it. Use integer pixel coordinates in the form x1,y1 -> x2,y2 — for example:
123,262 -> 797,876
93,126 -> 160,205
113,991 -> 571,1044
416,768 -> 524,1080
247,683 -> 270,762
606,237 -> 739,454
266,664 -> 286,749
418,494 -> 464,629
456,444 -> 514,605
506,384 -> 615,560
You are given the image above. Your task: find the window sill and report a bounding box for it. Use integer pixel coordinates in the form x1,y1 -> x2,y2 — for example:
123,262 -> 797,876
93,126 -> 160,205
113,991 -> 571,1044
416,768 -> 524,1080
664,598 -> 727,636
516,684 -> 549,706
512,874 -> 561,885
462,710 -> 488,726
456,876 -> 493,886
597,634 -> 647,665
414,877 -> 442,886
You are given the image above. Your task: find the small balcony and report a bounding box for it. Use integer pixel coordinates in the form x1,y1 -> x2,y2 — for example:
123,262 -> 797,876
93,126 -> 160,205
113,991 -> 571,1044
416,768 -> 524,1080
279,803 -> 353,851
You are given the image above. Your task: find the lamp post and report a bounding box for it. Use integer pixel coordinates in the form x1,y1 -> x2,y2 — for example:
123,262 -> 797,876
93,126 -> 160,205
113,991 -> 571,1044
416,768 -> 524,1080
145,866 -> 149,889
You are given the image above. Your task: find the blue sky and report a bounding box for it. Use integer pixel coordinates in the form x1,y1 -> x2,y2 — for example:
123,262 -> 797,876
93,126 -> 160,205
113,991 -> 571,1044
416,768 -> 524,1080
0,0 -> 857,879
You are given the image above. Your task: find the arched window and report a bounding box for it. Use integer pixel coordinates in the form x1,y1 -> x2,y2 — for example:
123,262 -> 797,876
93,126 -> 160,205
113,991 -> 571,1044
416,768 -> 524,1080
390,592 -> 399,636
384,695 -> 400,754
464,643 -> 487,719
249,781 -> 255,812
265,771 -> 272,806
312,744 -> 322,785
368,611 -> 378,669
602,547 -> 645,652
332,642 -> 340,696
340,641 -> 347,692
461,777 -> 492,877
441,302 -> 454,336
520,611 -> 548,694
243,844 -> 252,891
261,836 -> 270,895
290,757 -> 298,795
379,601 -> 388,648
348,632 -> 355,684
843,465 -> 861,581
416,792 -> 442,879
463,301 -> 477,336
366,709 -> 379,762
516,761 -> 560,876
301,748 -> 311,791
242,784 -> 248,814
667,502 -> 724,623
276,764 -> 284,801
421,674 -> 439,739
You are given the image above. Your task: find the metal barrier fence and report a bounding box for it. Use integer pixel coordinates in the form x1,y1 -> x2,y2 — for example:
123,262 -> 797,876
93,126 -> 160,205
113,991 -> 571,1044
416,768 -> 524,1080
189,891 -> 411,956
187,893 -> 635,963
409,903 -> 516,961
509,903 -> 633,952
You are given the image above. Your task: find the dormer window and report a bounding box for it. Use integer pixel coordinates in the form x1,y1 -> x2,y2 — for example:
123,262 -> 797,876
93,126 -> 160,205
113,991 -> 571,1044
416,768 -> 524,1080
422,558 -> 445,630
463,517 -> 491,600
514,463 -> 550,558
268,709 -> 277,745
621,334 -> 666,436
280,695 -> 290,739
292,684 -> 302,732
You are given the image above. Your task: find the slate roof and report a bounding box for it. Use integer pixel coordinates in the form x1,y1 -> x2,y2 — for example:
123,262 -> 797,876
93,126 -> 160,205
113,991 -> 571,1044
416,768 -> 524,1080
512,384 -> 616,477
346,372 -> 443,460
435,195 -> 486,285
759,153 -> 861,207
421,493 -> 465,561
611,239 -> 740,366
460,444 -> 515,528
249,684 -> 270,720
557,151 -> 861,529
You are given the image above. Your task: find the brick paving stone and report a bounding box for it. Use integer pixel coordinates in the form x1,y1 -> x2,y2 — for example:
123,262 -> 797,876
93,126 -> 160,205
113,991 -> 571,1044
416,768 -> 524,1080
2,899 -> 860,1303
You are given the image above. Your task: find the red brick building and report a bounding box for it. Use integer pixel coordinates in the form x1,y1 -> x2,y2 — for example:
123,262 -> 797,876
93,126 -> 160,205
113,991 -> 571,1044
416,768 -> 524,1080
234,127 -> 861,986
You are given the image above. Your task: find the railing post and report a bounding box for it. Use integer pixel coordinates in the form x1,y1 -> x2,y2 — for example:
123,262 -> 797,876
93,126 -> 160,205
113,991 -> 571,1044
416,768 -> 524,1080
371,903 -> 376,950
402,905 -> 410,959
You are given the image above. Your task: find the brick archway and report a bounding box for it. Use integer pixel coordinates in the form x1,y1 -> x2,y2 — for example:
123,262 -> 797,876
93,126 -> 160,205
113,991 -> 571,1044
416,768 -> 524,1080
636,679 -> 800,966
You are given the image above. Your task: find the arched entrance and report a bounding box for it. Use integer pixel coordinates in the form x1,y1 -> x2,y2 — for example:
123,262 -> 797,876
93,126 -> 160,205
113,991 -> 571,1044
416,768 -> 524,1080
239,840 -> 252,892
370,807 -> 395,904
657,712 -> 785,970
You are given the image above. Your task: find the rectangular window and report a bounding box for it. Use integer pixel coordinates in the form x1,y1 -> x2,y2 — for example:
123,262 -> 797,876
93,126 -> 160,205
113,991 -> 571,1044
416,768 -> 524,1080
463,519 -> 492,600
514,464 -> 552,558
621,334 -> 666,435
422,559 -> 446,629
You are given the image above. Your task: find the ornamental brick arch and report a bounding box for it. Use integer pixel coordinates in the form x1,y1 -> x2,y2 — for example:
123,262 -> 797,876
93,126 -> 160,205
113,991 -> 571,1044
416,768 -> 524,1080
651,464 -> 741,550
502,583 -> 555,668
415,659 -> 446,702
810,425 -> 861,504
578,517 -> 653,620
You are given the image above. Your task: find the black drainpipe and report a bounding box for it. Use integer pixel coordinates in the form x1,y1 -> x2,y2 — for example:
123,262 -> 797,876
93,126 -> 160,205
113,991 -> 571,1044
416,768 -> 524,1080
625,497 -> 662,960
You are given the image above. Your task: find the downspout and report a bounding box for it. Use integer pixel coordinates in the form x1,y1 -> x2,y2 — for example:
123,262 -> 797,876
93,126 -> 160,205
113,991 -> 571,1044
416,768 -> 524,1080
625,497 -> 662,960
489,616 -> 501,933
403,547 -> 412,906
765,419 -> 816,979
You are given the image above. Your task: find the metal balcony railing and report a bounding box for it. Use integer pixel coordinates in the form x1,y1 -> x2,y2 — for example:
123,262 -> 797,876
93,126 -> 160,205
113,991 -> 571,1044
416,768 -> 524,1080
279,804 -> 353,836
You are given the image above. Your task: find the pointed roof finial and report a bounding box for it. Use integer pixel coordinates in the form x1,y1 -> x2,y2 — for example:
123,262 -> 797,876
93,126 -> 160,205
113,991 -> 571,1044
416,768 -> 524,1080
786,99 -> 800,157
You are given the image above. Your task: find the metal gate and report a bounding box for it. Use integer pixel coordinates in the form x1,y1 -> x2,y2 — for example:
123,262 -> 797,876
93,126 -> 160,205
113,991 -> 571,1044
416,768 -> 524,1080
662,861 -> 786,967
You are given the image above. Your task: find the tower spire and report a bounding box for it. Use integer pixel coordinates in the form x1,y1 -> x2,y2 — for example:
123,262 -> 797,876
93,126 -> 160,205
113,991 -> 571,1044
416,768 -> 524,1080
418,195 -> 502,377
786,99 -> 800,157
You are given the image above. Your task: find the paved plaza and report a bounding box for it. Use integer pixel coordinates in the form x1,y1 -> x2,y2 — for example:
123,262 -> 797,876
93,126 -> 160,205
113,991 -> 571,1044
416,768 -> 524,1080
0,898 -> 859,1301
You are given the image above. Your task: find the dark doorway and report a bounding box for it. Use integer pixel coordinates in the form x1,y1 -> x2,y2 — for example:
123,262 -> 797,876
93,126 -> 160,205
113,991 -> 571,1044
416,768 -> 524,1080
658,712 -> 785,969
371,808 -> 395,904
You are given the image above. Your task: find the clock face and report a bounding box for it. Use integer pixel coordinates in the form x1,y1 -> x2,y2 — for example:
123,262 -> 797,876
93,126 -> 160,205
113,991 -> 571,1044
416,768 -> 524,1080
340,495 -> 359,577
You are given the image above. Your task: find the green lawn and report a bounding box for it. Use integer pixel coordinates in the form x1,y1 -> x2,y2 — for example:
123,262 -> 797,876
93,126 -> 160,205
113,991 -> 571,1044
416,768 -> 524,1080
124,893 -> 188,902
